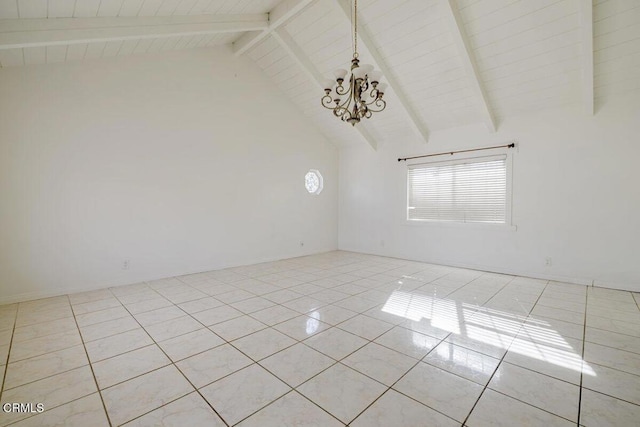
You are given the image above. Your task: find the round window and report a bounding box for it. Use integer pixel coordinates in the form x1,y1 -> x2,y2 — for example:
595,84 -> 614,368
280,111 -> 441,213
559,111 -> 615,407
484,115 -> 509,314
305,170 -> 323,195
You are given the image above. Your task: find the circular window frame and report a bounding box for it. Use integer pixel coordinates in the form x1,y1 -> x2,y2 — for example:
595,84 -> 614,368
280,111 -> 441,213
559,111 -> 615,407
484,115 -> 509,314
305,169 -> 323,195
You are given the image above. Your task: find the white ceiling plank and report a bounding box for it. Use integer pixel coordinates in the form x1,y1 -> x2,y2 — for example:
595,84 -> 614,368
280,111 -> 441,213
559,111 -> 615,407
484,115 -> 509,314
133,37 -> 154,53
138,0 -> 163,16
0,48 -> 23,66
23,46 -> 46,64
333,0 -> 430,143
233,0 -> 315,56
46,44 -> 67,63
65,43 -> 88,61
161,36 -> 180,50
0,0 -> 19,19
84,41 -> 107,59
118,0 -> 144,17
18,0 -> 47,18
74,0 -> 102,17
0,14 -> 269,49
580,0 -> 594,115
117,39 -> 139,55
48,0 -> 76,18
97,0 -> 126,17
442,0 -> 497,132
102,40 -> 124,56
156,0 -> 182,16
173,0 -> 199,15
273,27 -> 377,150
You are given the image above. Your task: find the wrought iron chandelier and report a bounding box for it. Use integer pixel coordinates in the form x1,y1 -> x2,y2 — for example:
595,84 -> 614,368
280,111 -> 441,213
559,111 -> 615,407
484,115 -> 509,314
321,0 -> 387,126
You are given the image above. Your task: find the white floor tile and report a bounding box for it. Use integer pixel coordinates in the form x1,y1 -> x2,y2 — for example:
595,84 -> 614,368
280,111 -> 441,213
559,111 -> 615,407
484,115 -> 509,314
297,363 -> 387,424
191,305 -> 244,326
374,325 -> 442,359
208,315 -> 267,341
424,341 -> 500,385
488,362 -> 580,421
102,365 -> 193,425
4,345 -> 88,390
123,392 -> 225,426
582,363 -> 640,405
467,389 -> 574,427
351,390 -> 458,427
176,344 -> 252,388
85,328 -> 153,363
261,343 -> 334,387
394,362 -> 483,422
157,328 -> 224,362
304,327 -> 367,360
237,391 -> 343,427
9,394 -> 109,427
0,366 -> 97,425
200,364 -> 291,425
273,315 -> 331,340
92,344 -> 170,389
342,342 -> 416,386
79,315 -> 139,342
337,314 -> 394,341
579,389 -> 640,427
232,327 -> 296,361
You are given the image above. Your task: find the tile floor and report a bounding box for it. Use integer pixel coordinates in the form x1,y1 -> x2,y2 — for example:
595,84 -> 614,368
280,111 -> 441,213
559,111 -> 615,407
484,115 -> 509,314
1,251 -> 639,426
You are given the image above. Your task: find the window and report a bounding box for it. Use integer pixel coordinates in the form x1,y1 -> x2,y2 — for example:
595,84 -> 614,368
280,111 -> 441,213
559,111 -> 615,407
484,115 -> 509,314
407,154 -> 509,224
305,169 -> 323,195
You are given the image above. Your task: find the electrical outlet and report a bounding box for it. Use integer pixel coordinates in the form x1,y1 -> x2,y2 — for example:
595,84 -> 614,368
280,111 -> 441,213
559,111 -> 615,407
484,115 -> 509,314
300,241 -> 304,247
545,257 -> 552,267
123,260 -> 130,270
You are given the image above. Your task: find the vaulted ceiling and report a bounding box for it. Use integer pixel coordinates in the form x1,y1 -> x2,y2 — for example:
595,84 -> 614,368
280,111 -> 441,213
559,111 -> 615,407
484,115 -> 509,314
1,0 -> 638,148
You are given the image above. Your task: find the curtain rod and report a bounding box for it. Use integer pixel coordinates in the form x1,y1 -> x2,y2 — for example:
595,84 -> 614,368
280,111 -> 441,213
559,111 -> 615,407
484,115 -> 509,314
397,143 -> 515,162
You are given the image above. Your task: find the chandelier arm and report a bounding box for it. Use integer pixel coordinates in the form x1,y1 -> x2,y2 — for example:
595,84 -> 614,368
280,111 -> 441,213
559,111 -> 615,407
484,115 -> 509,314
322,96 -> 339,111
365,98 -> 386,113
335,83 -> 351,96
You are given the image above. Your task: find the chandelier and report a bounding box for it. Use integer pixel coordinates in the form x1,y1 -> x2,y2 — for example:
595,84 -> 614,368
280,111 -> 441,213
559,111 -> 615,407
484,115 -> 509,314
321,0 -> 387,126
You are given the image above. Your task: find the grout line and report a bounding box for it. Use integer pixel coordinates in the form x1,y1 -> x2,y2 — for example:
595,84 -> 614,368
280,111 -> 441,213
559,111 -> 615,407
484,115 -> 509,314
348,274 -> 518,426
0,305 -> 19,404
110,291 -> 232,427
460,277 -> 549,425
68,294 -> 113,427
577,286 -> 589,426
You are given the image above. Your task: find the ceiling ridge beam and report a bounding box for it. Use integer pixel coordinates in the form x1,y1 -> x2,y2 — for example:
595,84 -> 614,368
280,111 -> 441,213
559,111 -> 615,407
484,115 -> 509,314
0,14 -> 268,50
332,0 -> 430,144
442,0 -> 497,132
233,0 -> 315,56
272,27 -> 377,150
580,0 -> 594,115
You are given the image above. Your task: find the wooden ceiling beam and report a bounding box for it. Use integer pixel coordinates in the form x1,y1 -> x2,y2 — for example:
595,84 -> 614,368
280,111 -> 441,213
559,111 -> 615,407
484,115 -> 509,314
233,0 -> 315,56
442,0 -> 497,132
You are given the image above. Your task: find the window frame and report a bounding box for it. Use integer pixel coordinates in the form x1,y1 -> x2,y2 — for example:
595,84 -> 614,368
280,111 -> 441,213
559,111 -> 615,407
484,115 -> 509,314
403,147 -> 515,230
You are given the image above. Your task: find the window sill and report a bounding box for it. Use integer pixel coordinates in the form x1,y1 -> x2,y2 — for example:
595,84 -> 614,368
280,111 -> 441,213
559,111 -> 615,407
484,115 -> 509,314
403,220 -> 517,231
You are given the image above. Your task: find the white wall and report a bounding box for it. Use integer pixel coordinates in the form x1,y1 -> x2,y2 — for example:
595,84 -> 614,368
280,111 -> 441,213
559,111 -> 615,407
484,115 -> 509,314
0,47 -> 338,304
339,96 -> 640,292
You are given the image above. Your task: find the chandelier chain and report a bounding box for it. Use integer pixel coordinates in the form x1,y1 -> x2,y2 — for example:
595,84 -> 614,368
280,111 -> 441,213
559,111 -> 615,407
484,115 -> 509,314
352,0 -> 358,57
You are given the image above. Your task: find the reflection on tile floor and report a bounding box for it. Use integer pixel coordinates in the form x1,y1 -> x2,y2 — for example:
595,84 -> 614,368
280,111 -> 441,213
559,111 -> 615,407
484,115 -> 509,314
1,251 -> 639,426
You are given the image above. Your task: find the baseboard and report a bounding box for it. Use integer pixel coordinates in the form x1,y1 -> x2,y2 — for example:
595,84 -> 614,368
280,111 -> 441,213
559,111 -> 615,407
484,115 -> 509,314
593,280 -> 640,293
337,246 -> 612,289
0,246 -> 338,306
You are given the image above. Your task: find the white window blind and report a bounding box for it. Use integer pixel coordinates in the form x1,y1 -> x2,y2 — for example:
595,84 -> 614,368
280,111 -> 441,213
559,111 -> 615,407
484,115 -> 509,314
407,155 -> 507,223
